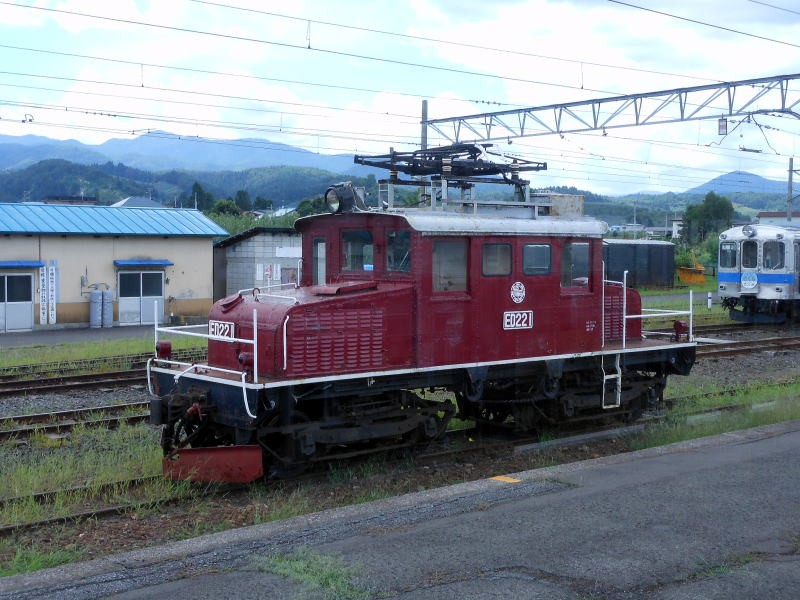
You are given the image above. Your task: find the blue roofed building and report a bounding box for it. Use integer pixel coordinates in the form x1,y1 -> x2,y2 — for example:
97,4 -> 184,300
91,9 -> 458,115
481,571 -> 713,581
0,203 -> 227,332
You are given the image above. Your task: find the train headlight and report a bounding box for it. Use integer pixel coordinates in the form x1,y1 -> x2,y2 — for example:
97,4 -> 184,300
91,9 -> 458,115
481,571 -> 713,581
742,224 -> 757,237
325,182 -> 367,214
155,340 -> 172,359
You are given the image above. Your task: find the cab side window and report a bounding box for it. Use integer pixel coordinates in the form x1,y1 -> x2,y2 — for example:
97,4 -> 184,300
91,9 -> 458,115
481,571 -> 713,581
433,240 -> 467,292
523,244 -> 551,275
482,243 -> 511,276
387,230 -> 411,272
561,242 -> 590,288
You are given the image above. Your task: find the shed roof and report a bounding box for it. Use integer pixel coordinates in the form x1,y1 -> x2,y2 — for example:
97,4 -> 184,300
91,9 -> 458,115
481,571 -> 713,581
0,203 -> 227,237
214,226 -> 298,249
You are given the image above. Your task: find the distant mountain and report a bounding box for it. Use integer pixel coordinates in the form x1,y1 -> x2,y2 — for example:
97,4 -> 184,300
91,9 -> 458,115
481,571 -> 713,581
0,131 -> 380,176
0,158 -> 376,207
685,170 -> 785,195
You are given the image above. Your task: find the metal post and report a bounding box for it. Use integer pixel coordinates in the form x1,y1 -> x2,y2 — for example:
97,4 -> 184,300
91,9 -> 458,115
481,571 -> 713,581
622,270 -> 628,349
252,308 -> 258,384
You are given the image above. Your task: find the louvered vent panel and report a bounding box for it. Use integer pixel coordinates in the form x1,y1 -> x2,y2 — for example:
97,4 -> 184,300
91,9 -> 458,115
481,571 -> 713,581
288,307 -> 385,375
604,287 -> 624,342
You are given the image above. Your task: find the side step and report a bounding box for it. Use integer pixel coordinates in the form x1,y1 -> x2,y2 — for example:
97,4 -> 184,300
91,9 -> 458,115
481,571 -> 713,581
601,354 -> 622,409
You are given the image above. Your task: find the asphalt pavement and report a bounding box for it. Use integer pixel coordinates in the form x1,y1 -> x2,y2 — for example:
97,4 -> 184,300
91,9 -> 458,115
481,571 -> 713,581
2,420 -> 799,599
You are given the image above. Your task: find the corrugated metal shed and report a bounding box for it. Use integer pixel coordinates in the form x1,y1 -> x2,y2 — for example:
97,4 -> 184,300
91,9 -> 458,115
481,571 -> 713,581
0,203 -> 227,237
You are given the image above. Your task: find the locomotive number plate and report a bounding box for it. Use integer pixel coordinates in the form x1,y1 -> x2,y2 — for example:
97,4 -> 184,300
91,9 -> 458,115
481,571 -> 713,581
503,310 -> 533,330
209,320 -> 236,339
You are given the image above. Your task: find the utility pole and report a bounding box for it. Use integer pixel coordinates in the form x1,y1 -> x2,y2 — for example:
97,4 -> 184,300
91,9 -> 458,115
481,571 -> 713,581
789,157 -> 799,223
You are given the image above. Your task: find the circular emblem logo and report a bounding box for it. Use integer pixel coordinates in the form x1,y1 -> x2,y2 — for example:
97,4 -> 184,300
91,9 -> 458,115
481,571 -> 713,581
740,271 -> 758,289
510,281 -> 526,304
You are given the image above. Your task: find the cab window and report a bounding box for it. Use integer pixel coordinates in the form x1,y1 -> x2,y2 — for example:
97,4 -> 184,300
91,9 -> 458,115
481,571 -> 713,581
561,242 -> 590,288
482,243 -> 511,276
341,230 -> 373,272
719,242 -> 737,269
432,240 -> 467,292
763,241 -> 784,269
386,230 -> 411,272
523,244 -> 551,275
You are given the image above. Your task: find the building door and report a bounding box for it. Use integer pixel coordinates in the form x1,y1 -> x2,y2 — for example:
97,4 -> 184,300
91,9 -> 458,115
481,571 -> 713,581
118,271 -> 164,325
0,274 -> 34,332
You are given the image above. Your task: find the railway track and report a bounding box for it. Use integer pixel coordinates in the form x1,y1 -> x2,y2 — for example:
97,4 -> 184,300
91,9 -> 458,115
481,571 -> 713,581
696,335 -> 800,359
0,401 -> 149,441
0,348 -> 206,383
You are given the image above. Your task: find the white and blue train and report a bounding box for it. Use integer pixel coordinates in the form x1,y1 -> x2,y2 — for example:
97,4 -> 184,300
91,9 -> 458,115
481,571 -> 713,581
718,223 -> 800,323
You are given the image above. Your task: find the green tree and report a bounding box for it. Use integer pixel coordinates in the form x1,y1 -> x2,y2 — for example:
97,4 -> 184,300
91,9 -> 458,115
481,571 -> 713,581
294,196 -> 328,217
209,199 -> 240,216
190,182 -> 215,211
253,196 -> 273,210
234,189 -> 252,211
683,191 -> 734,243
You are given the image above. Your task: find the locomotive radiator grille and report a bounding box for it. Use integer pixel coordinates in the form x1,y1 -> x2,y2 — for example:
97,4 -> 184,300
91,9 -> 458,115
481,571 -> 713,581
288,307 -> 385,374
604,286 -> 625,342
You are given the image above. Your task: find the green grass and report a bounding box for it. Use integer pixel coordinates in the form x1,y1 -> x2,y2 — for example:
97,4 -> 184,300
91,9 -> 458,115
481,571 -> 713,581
0,421 -> 198,528
633,382 -> 800,451
0,335 -> 205,369
0,545 -> 84,577
253,547 -> 372,600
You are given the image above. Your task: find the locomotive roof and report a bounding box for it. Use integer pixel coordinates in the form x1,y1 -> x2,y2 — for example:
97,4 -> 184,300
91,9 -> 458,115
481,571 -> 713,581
296,210 -> 607,237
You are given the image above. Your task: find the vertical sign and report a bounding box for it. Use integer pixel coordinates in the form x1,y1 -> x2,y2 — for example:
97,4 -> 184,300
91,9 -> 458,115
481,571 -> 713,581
255,263 -> 264,282
47,266 -> 56,324
38,267 -> 47,325
272,263 -> 281,281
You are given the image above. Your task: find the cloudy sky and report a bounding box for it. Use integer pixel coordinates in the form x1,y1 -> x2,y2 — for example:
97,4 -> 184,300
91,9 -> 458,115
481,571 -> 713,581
2,0 -> 800,195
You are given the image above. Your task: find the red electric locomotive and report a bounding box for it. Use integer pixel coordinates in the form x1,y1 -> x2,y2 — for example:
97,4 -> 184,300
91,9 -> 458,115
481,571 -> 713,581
148,145 -> 696,482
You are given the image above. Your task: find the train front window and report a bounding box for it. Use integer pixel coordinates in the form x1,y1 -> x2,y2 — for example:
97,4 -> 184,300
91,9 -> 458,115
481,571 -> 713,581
386,230 -> 411,272
341,230 -> 374,272
742,241 -> 758,268
482,243 -> 511,276
561,242 -> 590,288
719,242 -> 737,268
432,240 -> 467,292
763,241 -> 785,269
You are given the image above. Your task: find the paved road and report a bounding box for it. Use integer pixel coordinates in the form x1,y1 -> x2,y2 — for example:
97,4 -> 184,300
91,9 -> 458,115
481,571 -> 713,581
2,420 -> 799,599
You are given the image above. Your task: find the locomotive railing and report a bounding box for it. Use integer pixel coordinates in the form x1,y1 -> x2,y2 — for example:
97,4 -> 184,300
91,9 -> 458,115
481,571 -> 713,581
149,302 -> 260,419
604,271 -> 694,348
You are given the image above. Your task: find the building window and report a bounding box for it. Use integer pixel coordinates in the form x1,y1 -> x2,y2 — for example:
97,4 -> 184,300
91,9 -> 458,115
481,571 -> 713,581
523,244 -> 551,275
432,240 -> 467,292
341,230 -> 374,272
561,242 -> 590,288
482,243 -> 511,276
386,230 -> 411,272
